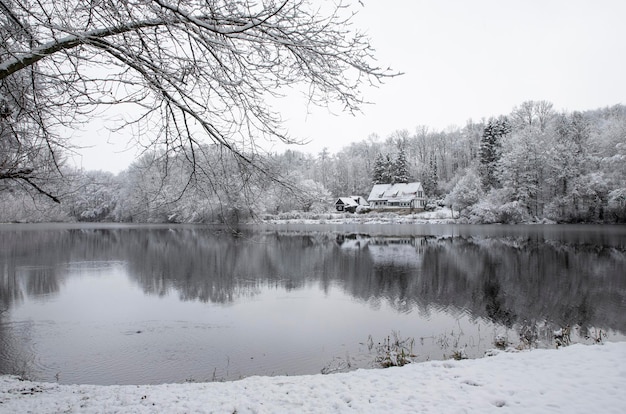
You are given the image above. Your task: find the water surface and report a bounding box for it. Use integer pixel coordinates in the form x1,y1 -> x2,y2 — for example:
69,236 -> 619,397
1,223 -> 625,385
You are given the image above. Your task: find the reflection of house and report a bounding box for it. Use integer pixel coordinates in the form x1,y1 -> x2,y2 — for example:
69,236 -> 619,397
335,196 -> 369,212
368,240 -> 425,267
367,182 -> 427,210
337,234 -> 426,267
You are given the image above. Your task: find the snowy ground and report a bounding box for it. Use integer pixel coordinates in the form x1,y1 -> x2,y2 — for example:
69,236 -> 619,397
259,207 -> 459,225
1,342 -> 624,413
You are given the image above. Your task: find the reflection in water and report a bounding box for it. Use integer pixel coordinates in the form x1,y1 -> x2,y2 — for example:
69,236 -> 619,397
0,224 -> 625,384
337,232 -> 626,332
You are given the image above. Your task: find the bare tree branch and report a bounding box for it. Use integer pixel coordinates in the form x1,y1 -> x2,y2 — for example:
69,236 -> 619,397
1,0 -> 399,204
0,18 -> 167,80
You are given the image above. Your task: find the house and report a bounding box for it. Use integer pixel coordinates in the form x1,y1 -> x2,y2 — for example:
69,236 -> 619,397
335,196 -> 369,212
367,182 -> 427,210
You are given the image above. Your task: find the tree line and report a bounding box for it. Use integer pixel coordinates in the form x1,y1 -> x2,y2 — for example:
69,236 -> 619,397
1,100 -> 625,224
3,3 -> 623,224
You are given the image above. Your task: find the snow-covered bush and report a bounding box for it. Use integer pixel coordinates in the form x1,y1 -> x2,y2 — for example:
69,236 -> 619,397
424,200 -> 438,211
466,200 -> 499,223
444,169 -> 483,214
467,189 -> 528,224
496,201 -> 527,224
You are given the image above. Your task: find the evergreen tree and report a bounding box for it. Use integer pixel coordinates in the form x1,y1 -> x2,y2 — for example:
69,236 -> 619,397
372,153 -> 387,184
422,153 -> 438,196
479,117 -> 510,190
393,148 -> 411,184
381,154 -> 394,184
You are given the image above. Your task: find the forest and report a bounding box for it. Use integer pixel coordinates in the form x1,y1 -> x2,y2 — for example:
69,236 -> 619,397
2,3 -> 624,224
1,100 -> 625,224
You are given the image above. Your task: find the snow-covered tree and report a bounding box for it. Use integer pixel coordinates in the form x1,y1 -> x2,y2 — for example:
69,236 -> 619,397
0,43 -> 65,202
332,141 -> 380,197
511,100 -> 555,132
381,155 -> 394,184
607,188 -> 626,222
372,153 -> 388,184
590,105 -> 626,188
0,0 -> 396,201
497,128 -> 549,217
542,111 -> 591,215
467,188 -> 528,224
479,117 -> 510,190
421,153 -> 438,197
372,150 -> 411,185
445,169 -> 483,215
67,170 -> 120,221
393,147 -> 411,184
315,148 -> 332,190
296,179 -> 331,212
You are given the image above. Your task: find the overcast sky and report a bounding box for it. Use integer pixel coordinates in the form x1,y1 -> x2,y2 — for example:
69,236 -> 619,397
73,0 -> 626,173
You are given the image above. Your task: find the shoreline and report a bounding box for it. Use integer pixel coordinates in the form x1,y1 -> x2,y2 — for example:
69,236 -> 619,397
1,342 -> 624,413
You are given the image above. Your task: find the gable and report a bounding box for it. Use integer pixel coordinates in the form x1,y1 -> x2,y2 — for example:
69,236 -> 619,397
336,197 -> 358,207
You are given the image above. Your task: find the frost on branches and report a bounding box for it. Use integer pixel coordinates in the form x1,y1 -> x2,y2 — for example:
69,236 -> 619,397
0,0 -> 396,202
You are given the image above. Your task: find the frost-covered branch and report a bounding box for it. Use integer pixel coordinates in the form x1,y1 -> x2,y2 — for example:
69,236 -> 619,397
0,18 -> 166,80
0,0 -> 397,201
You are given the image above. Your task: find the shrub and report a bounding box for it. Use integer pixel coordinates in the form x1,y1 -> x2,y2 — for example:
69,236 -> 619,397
554,326 -> 571,348
373,332 -> 416,368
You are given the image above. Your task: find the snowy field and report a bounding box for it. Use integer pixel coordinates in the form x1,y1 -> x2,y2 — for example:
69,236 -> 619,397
1,342 -> 624,413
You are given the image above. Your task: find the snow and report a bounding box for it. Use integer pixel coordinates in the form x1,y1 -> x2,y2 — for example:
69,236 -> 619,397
260,207 -> 458,225
2,342 -> 624,413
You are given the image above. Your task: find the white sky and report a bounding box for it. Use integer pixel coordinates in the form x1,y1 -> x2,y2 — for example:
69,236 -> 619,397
73,0 -> 626,173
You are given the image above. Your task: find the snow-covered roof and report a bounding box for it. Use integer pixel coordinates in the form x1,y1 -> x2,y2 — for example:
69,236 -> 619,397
336,196 -> 369,207
350,195 -> 369,206
335,197 -> 359,207
367,182 -> 424,202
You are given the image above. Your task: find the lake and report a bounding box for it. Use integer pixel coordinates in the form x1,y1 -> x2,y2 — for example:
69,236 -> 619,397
1,223 -> 625,385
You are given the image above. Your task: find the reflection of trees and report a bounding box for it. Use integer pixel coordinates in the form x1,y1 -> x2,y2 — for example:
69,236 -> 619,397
0,269 -> 22,312
0,230 -> 71,309
0,227 -> 337,307
1,227 -> 625,335
333,233 -> 626,333
416,237 -> 624,332
124,230 -> 346,303
483,276 -> 516,328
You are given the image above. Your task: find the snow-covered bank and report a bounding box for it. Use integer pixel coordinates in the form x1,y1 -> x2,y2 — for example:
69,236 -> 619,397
2,342 -> 624,413
258,208 -> 459,225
